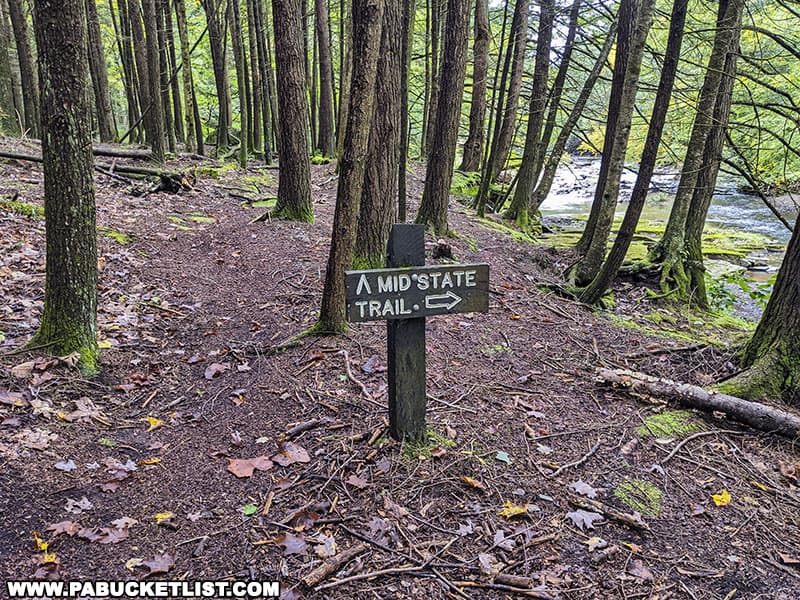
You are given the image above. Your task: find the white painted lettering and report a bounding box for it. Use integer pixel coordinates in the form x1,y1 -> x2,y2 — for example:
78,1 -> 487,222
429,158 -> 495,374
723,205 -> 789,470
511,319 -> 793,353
369,300 -> 382,317
356,274 -> 372,295
398,274 -> 411,291
356,301 -> 368,319
453,271 -> 464,286
430,272 -> 442,288
441,273 -> 453,288
417,274 -> 429,290
382,299 -> 395,316
398,299 -> 412,315
378,276 -> 393,293
465,270 -> 476,287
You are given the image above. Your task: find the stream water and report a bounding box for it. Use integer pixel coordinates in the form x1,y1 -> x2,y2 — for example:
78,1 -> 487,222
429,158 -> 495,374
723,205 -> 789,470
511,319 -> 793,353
538,156 -> 796,316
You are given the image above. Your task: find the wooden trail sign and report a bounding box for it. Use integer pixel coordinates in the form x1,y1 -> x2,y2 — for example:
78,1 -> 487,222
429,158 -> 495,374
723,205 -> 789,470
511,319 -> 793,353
345,224 -> 489,441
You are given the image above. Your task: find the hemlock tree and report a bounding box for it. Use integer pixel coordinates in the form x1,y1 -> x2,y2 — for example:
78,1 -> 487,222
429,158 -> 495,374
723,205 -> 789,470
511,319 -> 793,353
142,0 -> 166,163
318,0 -> 384,333
29,0 -> 99,374
718,210 -> 800,405
0,0 -> 18,134
458,0 -> 489,173
315,0 -> 336,156
85,0 -> 117,142
416,0 -> 471,236
7,0 -> 39,137
272,0 -> 313,221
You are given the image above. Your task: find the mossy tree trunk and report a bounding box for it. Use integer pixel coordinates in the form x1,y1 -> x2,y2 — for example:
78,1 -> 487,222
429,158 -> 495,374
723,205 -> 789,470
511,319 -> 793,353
650,0 -> 742,298
85,0 -> 117,142
505,0 -> 554,231
272,0 -> 313,221
175,0 -> 197,152
0,0 -> 18,134
8,0 -> 39,137
29,0 -> 99,374
458,0 -> 488,173
719,210 -> 800,405
162,0 -> 184,144
142,0 -> 166,163
355,0 -> 401,268
315,0 -> 335,156
415,0 -> 471,236
318,0 -> 384,333
580,0 -> 688,305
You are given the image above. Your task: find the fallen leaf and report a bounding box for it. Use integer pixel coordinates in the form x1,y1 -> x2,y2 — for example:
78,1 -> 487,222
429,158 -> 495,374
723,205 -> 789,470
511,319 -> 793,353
628,559 -> 654,581
272,442 -> 310,466
125,558 -> 144,572
32,531 -> 48,551
778,553 -> 800,567
11,360 -> 36,379
110,517 -> 138,529
227,456 -> 274,478
477,553 -> 503,576
65,497 -> 93,514
493,529 -> 516,550
54,459 -> 77,472
204,362 -> 230,379
0,390 -> 28,407
346,474 -> 369,489
142,553 -> 175,576
498,500 -> 529,519
242,504 -> 259,516
457,521 -> 474,536
63,398 -> 103,422
690,503 -> 707,517
96,527 -> 129,544
138,457 -> 162,466
566,509 -> 603,530
461,476 -> 486,491
383,495 -> 409,518
779,461 -> 798,483
495,451 -> 512,464
314,534 -> 337,558
276,533 -> 308,555
154,511 -> 176,525
570,479 -> 598,499
582,536 -> 608,551
143,416 -> 164,432
46,521 -> 80,537
711,489 -> 731,507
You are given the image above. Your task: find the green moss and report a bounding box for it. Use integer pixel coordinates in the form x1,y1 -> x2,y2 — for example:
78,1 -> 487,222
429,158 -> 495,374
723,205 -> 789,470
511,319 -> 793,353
637,410 -> 704,439
187,212 -> 216,224
0,199 -> 44,218
353,254 -> 385,270
246,198 -> 277,209
166,215 -> 184,224
311,153 -> 334,165
244,174 -> 273,188
196,163 -> 238,178
476,216 -> 534,243
614,479 -> 663,516
402,429 -> 456,459
98,226 -> 133,245
270,205 -> 315,223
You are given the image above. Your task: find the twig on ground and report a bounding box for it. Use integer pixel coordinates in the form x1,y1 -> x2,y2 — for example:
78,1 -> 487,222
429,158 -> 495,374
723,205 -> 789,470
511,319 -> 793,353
546,440 -> 601,478
568,495 -> 650,531
301,542 -> 369,587
660,429 -> 742,465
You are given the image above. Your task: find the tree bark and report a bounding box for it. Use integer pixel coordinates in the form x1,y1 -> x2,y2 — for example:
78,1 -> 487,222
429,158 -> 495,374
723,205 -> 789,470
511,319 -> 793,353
156,0 -> 176,154
598,369 -> 800,439
652,0 -> 743,298
29,0 -> 98,373
112,0 -> 143,143
315,0 -> 335,156
272,0 -> 313,221
580,0 -> 688,305
142,0 -> 165,163
252,0 -> 273,160
318,0 -> 384,332
422,0 -> 442,158
458,0 -> 488,173
7,0 -> 39,137
229,0 -> 248,167
128,0 -> 152,145
0,0 -> 18,134
355,0 -> 401,268
397,0 -> 415,221
163,0 -> 184,143
505,0 -> 554,230
202,0 -> 231,150
84,0 -> 117,141
246,0 -> 263,155
174,0 -> 197,152
415,0 -> 471,236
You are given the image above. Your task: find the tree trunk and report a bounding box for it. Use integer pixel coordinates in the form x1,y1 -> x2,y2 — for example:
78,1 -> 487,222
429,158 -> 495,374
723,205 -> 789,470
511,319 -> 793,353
397,0 -> 414,221
272,0 -> 313,221
580,0 -> 688,305
315,0 -> 335,156
458,0 -> 488,173
252,0 -> 273,160
156,0 -> 176,154
651,0 -> 742,298
683,18 -> 741,308
355,0 -> 401,268
174,0 -> 197,152
0,0 -> 18,134
263,0 -> 280,152
246,0 -> 263,155
110,0 -> 142,143
29,0 -> 98,374
336,0 -> 350,153
318,0 -> 384,332
229,0 -> 248,167
142,0 -> 165,163
572,0 -> 656,287
505,0 -> 554,230
7,0 -> 39,137
84,0 -> 117,141
202,0 -> 231,150
163,0 -> 184,144
128,0 -> 152,144
415,0 -> 471,236
422,0 -> 441,158
491,0 -> 528,178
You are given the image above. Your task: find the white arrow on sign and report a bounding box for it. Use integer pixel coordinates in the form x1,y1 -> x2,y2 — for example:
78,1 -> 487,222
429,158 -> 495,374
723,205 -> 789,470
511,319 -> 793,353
424,290 -> 462,310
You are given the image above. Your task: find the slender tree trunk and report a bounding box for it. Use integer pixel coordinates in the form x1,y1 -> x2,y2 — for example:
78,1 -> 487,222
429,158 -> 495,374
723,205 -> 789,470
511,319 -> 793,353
315,0 -> 335,155
718,209 -> 800,405
272,0 -> 313,220
0,0 -> 19,134
310,10 -> 317,148
319,0 -> 384,332
128,0 -> 152,144
142,0 -> 165,162
7,0 -> 39,137
253,0 -> 272,160
397,0 -> 414,220
175,0 -> 197,152
683,24 -> 741,308
111,0 -> 142,142
247,0 -> 263,155
229,0 -> 248,167
505,0 -> 554,230
459,0 -> 488,172
652,0 -> 743,298
84,0 -> 117,141
335,0 -> 351,157
263,0 -> 280,152
580,0 -> 688,305
163,0 -> 184,144
491,0 -> 529,177
156,0 -> 176,154
415,0 -> 471,235
30,0 -> 98,373
573,0 -> 656,286
356,0 -> 401,267
202,0 -> 231,150
423,0 -> 443,157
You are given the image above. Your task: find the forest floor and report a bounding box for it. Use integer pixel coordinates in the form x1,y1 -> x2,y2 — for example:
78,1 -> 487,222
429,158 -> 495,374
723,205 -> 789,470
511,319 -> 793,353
1,148 -> 799,600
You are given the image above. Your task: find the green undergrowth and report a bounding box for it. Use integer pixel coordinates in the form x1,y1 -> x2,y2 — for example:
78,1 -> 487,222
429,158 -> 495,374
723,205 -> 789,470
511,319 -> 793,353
608,309 -> 752,348
196,162 -> 238,178
401,430 -> 456,460
1,199 -> 43,218
98,227 -> 132,245
637,409 -> 704,439
614,479 -> 663,517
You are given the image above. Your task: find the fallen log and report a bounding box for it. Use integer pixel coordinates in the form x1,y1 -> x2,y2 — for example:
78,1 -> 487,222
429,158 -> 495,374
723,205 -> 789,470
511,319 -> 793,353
2,143 -> 153,160
597,368 -> 800,439
0,149 -> 182,180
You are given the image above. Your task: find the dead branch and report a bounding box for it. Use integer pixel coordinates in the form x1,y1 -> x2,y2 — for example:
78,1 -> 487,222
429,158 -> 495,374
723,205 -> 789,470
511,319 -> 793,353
301,542 -> 369,587
546,440 -> 601,478
568,495 -> 650,531
597,368 -> 800,439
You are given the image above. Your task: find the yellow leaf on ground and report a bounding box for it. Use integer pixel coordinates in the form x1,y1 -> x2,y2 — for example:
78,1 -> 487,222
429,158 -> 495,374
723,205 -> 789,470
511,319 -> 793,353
498,500 -> 529,519
711,489 -> 731,507
32,531 -> 48,551
42,551 -> 58,564
144,416 -> 164,432
138,457 -> 162,466
461,476 -> 485,491
154,511 -> 176,524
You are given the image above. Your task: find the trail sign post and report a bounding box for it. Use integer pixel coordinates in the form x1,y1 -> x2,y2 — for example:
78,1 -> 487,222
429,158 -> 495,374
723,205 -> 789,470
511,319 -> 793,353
345,224 -> 489,441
